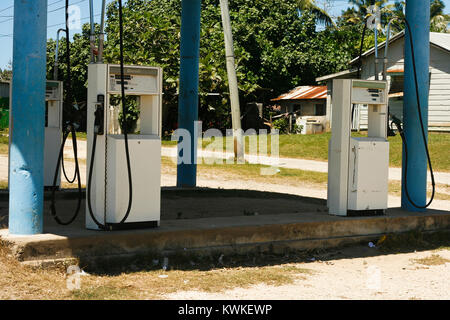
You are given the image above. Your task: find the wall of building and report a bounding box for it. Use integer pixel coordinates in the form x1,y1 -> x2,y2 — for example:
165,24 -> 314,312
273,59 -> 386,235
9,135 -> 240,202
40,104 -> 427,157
357,37 -> 450,131
279,99 -> 326,116
0,82 -> 10,98
428,46 -> 450,131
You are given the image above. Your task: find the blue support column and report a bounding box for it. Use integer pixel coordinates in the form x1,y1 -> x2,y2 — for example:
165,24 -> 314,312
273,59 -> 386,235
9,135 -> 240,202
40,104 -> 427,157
402,0 -> 430,212
177,0 -> 201,187
9,1 -> 48,234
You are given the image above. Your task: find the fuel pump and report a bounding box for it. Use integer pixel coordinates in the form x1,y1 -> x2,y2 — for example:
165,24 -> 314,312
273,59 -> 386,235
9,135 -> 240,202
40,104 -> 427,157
86,64 -> 162,230
44,81 -> 64,188
328,79 -> 389,216
86,0 -> 162,231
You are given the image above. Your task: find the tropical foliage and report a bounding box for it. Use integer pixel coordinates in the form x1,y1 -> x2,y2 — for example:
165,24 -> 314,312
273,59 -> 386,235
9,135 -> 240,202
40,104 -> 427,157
44,0 -> 449,132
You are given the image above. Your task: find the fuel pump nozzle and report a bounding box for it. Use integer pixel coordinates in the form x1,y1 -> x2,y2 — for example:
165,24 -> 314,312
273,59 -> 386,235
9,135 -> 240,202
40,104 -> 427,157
390,114 -> 403,133
94,94 -> 105,135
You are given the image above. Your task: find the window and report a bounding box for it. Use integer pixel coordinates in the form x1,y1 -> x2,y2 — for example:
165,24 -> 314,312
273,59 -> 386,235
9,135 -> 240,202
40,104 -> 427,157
315,104 -> 326,116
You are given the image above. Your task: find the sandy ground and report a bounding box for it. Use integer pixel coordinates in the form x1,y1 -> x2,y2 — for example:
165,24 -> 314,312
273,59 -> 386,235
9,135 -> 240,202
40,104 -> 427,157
2,139 -> 450,300
163,248 -> 450,300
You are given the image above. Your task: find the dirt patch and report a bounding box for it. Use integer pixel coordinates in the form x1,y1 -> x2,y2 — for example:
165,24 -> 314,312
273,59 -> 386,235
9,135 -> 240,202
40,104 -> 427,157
412,254 -> 450,266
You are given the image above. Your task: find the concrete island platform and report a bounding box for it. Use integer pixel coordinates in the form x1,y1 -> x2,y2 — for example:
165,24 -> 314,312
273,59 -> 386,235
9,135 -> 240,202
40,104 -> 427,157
0,188 -> 449,266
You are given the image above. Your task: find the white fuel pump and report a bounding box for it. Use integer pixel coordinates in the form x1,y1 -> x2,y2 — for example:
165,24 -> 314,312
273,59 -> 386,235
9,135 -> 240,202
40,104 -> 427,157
8,81 -> 63,189
44,81 -> 64,188
327,79 -> 389,216
86,64 -> 162,230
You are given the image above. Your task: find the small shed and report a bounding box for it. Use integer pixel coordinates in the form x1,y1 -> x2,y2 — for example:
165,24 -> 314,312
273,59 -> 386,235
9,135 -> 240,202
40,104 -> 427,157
270,86 -> 328,132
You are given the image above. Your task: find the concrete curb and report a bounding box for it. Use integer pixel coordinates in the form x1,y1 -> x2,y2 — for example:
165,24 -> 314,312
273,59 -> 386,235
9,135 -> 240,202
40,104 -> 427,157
2,208 -> 449,265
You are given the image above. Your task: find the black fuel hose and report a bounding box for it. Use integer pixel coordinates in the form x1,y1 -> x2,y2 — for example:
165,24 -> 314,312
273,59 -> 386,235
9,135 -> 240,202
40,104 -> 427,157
391,19 -> 436,209
117,0 -> 133,224
50,125 -> 82,225
50,0 -> 83,225
86,0 -> 133,230
86,124 -> 107,230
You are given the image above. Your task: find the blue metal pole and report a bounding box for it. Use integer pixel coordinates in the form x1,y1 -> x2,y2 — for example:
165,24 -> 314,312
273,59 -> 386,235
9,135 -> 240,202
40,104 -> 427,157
177,0 -> 201,187
9,0 -> 48,234
402,0 -> 430,212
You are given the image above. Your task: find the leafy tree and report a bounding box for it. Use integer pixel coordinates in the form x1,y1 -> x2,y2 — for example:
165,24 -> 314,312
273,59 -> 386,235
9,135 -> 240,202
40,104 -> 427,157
105,0 -> 358,130
46,0 -> 362,132
0,61 -> 12,82
46,24 -> 94,130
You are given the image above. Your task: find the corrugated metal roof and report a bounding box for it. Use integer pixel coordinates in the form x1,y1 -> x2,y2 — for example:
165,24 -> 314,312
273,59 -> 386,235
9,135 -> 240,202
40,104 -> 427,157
387,68 -> 404,73
430,32 -> 450,52
389,92 -> 403,98
271,86 -> 327,101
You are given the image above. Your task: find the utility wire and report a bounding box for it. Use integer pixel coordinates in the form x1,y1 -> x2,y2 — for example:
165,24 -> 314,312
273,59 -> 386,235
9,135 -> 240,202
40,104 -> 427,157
0,0 -> 87,25
0,14 -> 101,38
48,0 -> 87,14
0,5 -> 13,14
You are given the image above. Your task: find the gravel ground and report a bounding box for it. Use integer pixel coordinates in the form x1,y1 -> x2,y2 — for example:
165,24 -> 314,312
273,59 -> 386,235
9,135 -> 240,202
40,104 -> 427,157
164,248 -> 450,300
1,139 -> 449,300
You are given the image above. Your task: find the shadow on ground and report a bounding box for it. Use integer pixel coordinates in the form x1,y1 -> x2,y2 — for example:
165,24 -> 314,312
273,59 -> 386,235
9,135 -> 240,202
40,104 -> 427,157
1,188 -> 449,277
71,228 -> 450,276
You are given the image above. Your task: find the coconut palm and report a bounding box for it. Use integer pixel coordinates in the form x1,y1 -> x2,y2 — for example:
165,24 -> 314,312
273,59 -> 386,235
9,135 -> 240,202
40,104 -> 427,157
297,0 -> 336,27
430,0 -> 450,32
387,0 -> 449,33
341,0 -> 389,25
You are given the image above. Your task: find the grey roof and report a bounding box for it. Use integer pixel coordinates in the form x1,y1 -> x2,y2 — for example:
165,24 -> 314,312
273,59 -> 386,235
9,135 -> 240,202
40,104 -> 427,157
430,31 -> 450,52
316,68 -> 358,82
349,31 -> 450,65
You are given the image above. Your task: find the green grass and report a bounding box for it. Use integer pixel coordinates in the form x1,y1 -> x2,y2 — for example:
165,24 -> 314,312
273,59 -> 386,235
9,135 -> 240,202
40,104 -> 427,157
162,132 -> 450,172
161,156 -> 329,188
71,132 -> 86,140
0,129 -> 448,171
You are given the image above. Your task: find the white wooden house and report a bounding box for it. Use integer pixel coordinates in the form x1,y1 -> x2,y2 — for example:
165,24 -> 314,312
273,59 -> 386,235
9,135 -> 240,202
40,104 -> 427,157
317,31 -> 450,132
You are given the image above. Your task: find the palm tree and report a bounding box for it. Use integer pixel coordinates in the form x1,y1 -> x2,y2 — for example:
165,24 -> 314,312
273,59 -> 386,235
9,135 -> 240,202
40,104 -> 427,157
387,0 -> 449,33
385,1 -> 405,33
297,0 -> 336,27
341,0 -> 389,25
430,0 -> 450,32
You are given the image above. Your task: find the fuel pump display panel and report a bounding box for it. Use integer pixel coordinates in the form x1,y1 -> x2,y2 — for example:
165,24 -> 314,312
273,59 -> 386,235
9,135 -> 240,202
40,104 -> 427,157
45,81 -> 62,101
351,80 -> 387,105
108,65 -> 159,95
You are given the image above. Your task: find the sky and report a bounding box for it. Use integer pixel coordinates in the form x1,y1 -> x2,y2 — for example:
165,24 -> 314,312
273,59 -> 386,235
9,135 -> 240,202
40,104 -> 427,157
0,0 -> 115,69
1,0 -> 450,69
